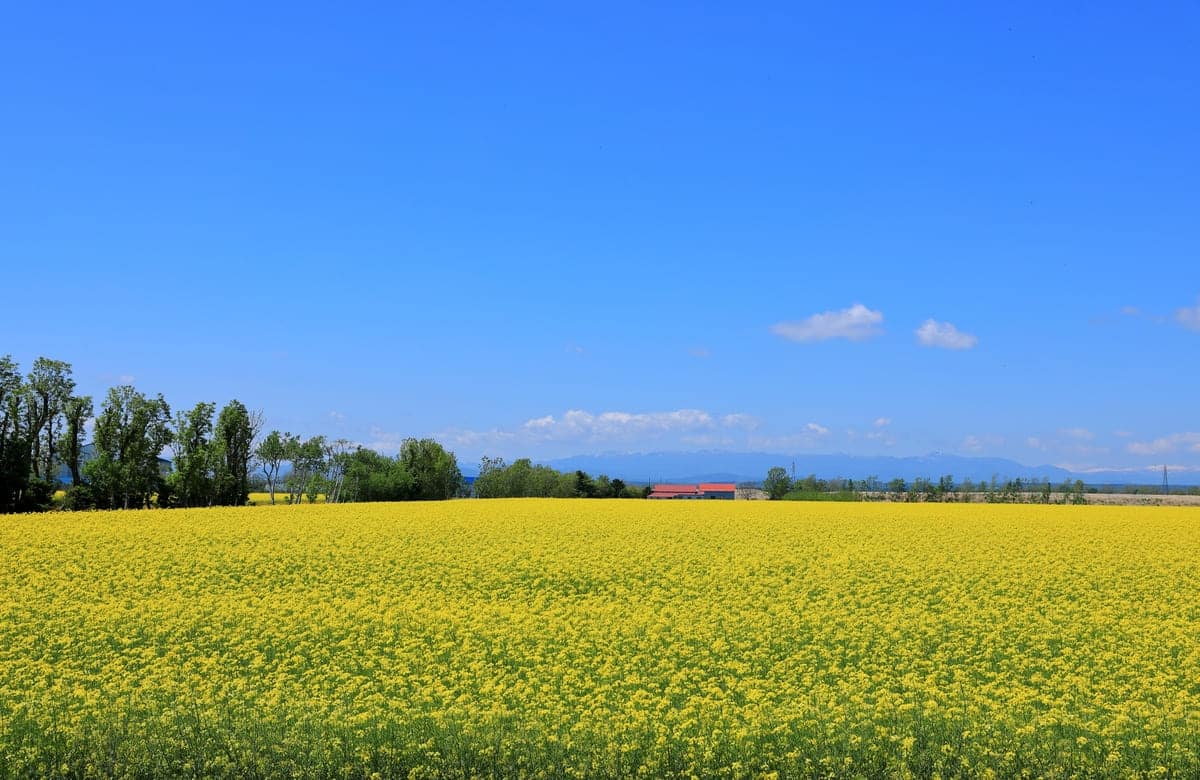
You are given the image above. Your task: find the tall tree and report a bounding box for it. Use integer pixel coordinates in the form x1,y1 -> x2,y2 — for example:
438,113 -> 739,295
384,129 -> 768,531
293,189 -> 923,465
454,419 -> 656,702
339,447 -> 412,503
398,438 -> 462,500
24,357 -> 74,481
86,385 -> 172,509
213,400 -> 260,506
254,430 -> 290,505
574,470 -> 597,498
170,401 -> 216,507
58,394 -> 93,487
322,439 -> 355,504
285,435 -> 326,504
473,455 -> 508,499
0,357 -> 30,513
763,466 -> 792,500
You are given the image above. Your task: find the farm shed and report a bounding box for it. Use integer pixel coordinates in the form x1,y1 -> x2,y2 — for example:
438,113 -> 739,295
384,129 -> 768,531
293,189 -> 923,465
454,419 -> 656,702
698,483 -> 736,500
649,483 -> 736,500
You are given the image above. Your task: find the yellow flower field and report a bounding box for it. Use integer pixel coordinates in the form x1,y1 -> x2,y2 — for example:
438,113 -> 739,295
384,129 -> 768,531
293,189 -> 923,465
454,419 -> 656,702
1,500 -> 1198,778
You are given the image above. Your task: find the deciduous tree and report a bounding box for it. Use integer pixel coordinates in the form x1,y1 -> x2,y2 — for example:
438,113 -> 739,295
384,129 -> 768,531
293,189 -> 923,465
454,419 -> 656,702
398,438 -> 462,500
58,395 -> 92,488
763,466 -> 791,500
87,385 -> 172,509
170,402 -> 216,507
254,430 -> 290,504
213,401 -> 260,506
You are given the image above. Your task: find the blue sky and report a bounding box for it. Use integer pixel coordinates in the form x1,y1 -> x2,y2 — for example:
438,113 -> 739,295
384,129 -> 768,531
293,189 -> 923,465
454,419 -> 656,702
2,2 -> 1197,474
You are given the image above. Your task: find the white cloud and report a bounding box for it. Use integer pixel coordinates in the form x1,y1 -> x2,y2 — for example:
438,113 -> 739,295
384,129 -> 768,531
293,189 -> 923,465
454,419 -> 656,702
518,408 -> 725,442
1128,438 -> 1172,456
364,426 -> 410,454
523,414 -> 558,431
1127,432 -> 1200,456
1117,306 -> 1167,325
742,421 -> 834,451
770,304 -> 884,343
425,425 -> 518,454
1176,297 -> 1200,331
721,413 -> 759,430
1058,427 -> 1095,441
915,319 -> 978,350
435,407 -> 763,457
873,417 -> 891,428
1026,437 -> 1045,450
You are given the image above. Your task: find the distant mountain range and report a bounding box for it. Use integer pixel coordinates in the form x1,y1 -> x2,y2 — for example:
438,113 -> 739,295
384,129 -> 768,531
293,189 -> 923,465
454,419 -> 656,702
492,451 -> 1198,487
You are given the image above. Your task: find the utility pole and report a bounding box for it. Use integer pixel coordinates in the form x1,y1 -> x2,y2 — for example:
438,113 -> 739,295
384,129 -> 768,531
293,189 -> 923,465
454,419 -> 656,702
1163,464 -> 1169,496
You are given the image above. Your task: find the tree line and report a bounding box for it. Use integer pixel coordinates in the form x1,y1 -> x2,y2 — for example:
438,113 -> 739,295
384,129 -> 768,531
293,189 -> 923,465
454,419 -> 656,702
759,466 -> 1091,504
253,434 -> 463,505
0,355 -> 465,513
473,457 -> 648,498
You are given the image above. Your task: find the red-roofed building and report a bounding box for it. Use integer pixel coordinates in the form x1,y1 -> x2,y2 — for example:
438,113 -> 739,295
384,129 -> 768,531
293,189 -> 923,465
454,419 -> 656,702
648,483 -> 736,500
648,484 -> 703,499
698,482 -> 736,499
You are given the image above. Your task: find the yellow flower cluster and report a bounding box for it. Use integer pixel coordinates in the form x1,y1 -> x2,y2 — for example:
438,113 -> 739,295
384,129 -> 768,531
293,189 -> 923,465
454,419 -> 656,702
1,501 -> 1198,778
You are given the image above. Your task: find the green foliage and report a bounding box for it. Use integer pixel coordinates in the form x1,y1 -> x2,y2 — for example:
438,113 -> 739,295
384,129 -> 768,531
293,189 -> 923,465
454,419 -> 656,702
398,438 -> 463,501
60,482 -> 98,511
0,355 -> 78,513
24,357 -> 75,482
57,394 -> 92,487
762,466 -> 791,500
254,430 -> 290,504
170,401 -> 217,508
473,458 -> 636,499
0,354 -> 476,513
782,489 -> 859,502
573,470 -> 596,498
475,457 -> 567,498
86,385 -> 172,510
214,400 -> 259,507
330,442 -> 460,503
0,357 -> 30,513
285,435 -> 325,504
339,448 -> 413,502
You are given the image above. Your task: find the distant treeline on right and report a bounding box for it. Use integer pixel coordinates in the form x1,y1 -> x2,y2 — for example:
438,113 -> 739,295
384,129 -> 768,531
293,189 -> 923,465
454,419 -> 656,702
754,468 -> 1198,503
472,457 -> 648,499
